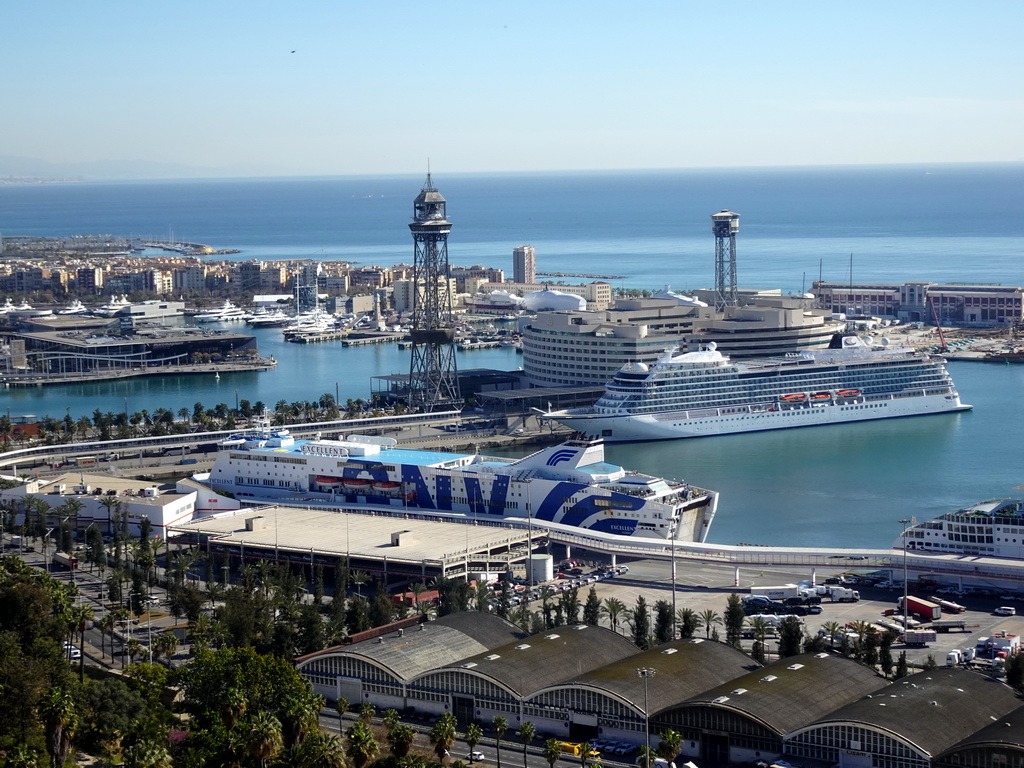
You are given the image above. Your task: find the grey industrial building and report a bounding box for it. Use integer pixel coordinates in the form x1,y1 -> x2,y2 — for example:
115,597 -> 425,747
298,616 -> 1024,768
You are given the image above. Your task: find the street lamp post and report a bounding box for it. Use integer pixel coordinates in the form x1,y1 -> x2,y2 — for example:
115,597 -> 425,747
898,518 -> 912,632
637,667 -> 656,767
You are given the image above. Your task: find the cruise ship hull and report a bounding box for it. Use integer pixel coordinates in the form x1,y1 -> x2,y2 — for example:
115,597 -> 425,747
202,432 -> 718,542
555,392 -> 971,442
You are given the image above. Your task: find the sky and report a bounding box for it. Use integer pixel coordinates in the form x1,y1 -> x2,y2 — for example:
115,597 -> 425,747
4,1 -> 1023,178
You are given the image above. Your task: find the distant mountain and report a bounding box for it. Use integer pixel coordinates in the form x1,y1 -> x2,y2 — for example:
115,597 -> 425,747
0,155 -> 269,181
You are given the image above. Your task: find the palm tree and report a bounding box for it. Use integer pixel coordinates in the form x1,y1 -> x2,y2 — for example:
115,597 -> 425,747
351,570 -> 370,597
519,722 -> 536,768
601,597 -> 626,633
382,708 -> 400,734
820,619 -> 843,651
153,630 -> 178,665
334,696 -> 350,732
122,739 -> 173,768
345,720 -> 379,768
98,612 -> 116,659
542,739 -> 562,768
493,715 -> 508,768
40,686 -> 78,768
388,723 -> 416,758
247,711 -> 284,768
429,712 -> 458,764
296,731 -> 347,768
656,729 -> 683,766
466,723 -> 484,762
747,616 -> 771,663
358,702 -> 376,724
698,608 -> 722,639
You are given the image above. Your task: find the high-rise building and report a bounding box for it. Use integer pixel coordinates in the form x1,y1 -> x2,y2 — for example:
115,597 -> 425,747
512,245 -> 536,284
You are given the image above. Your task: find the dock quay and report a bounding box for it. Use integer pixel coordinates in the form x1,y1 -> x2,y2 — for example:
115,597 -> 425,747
1,358 -> 277,387
285,329 -> 349,344
341,332 -> 405,347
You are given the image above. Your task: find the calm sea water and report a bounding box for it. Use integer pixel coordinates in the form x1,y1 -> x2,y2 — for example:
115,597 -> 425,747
2,164 -> 1023,547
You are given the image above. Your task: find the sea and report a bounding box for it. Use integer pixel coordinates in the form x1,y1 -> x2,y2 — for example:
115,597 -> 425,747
2,163 -> 1023,548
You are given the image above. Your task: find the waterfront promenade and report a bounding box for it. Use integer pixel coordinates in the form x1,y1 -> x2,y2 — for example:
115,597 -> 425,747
1,356 -> 277,387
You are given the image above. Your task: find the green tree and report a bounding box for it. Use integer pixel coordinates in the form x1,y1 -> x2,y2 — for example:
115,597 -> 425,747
747,616 -> 770,663
583,587 -> 601,626
675,607 -> 698,639
40,685 -> 79,768
657,729 -> 683,764
466,722 -> 484,762
388,722 -> 416,758
542,739 -> 562,768
653,599 -> 673,644
493,715 -> 508,768
247,711 -> 284,768
429,712 -> 458,764
359,702 -> 376,723
601,597 -> 626,633
697,609 -> 721,640
631,596 -> 651,649
894,650 -> 909,680
778,616 -> 804,658
519,721 -> 537,768
345,720 -> 380,768
724,593 -> 746,646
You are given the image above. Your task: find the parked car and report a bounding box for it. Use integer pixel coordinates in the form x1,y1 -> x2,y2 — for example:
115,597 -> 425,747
994,606 -> 1016,616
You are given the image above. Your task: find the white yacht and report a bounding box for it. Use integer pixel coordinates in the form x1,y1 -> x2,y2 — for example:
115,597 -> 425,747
194,300 -> 246,323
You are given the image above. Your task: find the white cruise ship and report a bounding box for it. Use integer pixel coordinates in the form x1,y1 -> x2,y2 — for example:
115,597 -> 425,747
203,428 -> 718,541
895,499 -> 1024,559
546,335 -> 971,442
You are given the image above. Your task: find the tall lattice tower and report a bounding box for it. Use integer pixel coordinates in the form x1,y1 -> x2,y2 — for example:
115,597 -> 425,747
407,174 -> 461,411
711,209 -> 741,312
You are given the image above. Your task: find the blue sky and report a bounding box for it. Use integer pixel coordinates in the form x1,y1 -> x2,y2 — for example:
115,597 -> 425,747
5,1 -> 1023,177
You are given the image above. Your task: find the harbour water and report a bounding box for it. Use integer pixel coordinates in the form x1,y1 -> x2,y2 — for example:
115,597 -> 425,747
2,164 -> 1023,547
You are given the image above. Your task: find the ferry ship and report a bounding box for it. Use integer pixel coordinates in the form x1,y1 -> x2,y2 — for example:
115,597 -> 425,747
546,335 -> 971,442
895,499 -> 1024,559
203,427 -> 718,541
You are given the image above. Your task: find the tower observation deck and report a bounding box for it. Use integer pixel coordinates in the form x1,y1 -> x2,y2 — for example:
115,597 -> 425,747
407,174 -> 461,411
711,209 -> 740,312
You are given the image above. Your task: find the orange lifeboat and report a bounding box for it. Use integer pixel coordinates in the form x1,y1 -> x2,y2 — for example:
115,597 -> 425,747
811,392 -> 832,400
836,389 -> 862,398
343,477 -> 371,487
372,481 -> 400,490
780,393 -> 807,402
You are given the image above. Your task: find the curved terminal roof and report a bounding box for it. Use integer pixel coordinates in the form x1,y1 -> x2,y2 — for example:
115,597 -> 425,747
536,638 -> 760,715
935,701 -> 1024,761
666,653 -> 889,736
296,612 -> 526,682
429,624 -> 638,697
804,668 -> 1023,757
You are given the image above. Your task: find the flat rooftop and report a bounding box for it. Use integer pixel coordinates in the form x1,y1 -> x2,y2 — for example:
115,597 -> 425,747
171,506 -> 543,569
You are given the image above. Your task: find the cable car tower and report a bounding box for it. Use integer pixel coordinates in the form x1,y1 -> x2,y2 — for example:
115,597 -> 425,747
407,173 -> 461,411
711,209 -> 741,312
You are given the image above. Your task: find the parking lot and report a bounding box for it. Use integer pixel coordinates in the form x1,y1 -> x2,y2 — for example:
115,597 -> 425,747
508,556 -> 1024,669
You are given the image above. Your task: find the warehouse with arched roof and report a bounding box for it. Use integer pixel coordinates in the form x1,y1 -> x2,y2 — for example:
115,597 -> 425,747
787,668 -> 1023,768
934,701 -> 1024,768
523,637 -> 760,744
407,624 -> 638,724
295,612 -> 526,707
652,652 -> 889,766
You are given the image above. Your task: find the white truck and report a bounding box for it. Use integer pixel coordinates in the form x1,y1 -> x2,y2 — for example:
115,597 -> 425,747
903,629 -> 937,647
827,587 -> 860,602
750,584 -> 813,601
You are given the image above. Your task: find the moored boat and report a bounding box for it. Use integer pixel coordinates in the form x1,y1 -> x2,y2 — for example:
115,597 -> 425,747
546,334 -> 971,442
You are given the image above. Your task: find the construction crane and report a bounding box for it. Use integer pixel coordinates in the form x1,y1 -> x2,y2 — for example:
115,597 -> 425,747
929,297 -> 949,352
